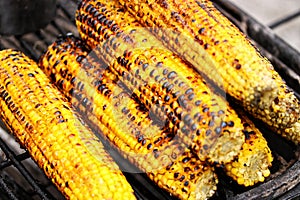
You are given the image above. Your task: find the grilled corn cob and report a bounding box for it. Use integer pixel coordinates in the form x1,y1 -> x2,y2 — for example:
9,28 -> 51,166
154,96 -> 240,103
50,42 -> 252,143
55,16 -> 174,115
224,109 -> 273,186
0,49 -> 136,200
116,0 -> 300,144
39,36 -> 218,200
75,0 -> 245,164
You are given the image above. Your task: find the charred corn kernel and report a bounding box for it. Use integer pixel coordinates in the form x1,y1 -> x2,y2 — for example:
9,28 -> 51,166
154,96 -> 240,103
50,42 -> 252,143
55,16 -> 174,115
224,109 -> 273,187
117,0 -> 300,144
75,0 -> 245,164
39,36 -> 218,200
0,49 -> 136,200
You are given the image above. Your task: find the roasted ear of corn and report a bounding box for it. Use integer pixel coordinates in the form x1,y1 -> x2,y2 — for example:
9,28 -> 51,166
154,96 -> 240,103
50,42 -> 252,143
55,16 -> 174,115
0,49 -> 136,200
117,0 -> 300,144
224,108 -> 273,186
75,0 -> 245,164
39,35 -> 218,200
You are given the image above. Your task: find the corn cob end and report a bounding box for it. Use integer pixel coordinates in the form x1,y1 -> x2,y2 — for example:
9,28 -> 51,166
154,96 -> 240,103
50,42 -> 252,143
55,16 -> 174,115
150,152 -> 218,200
192,168 -> 218,200
225,122 -> 273,186
284,121 -> 300,144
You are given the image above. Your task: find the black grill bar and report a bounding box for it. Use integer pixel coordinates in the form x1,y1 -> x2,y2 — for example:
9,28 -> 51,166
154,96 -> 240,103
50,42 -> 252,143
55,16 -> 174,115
0,152 -> 30,170
269,9 -> 300,29
14,36 -> 40,61
0,137 -> 54,200
0,174 -> 19,200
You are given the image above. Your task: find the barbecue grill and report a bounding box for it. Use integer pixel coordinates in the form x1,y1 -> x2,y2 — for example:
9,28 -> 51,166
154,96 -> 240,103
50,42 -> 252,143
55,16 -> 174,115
0,0 -> 299,199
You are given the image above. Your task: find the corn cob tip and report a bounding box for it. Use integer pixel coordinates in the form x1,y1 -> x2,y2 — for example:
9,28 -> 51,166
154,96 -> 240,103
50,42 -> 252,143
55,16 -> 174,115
284,121 -> 300,144
206,127 -> 245,165
225,122 -> 273,186
192,168 -> 218,200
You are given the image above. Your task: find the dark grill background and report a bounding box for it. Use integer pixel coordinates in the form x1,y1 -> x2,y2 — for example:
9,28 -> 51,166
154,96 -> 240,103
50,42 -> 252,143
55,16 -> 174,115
0,0 -> 299,199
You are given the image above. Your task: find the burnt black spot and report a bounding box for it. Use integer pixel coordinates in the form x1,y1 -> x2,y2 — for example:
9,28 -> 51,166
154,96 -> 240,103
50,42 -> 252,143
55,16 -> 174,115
227,121 -> 234,127
221,121 -> 227,128
202,107 -> 209,113
156,62 -> 163,68
69,88 -> 74,95
147,143 -> 153,150
162,69 -> 168,75
174,172 -> 179,178
185,88 -> 193,95
218,110 -> 225,115
162,81 -> 169,89
195,100 -> 201,106
154,75 -> 160,82
142,63 -> 149,70
70,77 -> 76,84
208,120 -> 214,127
179,175 -> 185,182
167,71 -> 176,79
85,4 -> 93,12
97,84 -> 106,92
57,119 -> 66,123
111,24 -> 118,32
121,107 -> 129,114
214,40 -> 220,45
182,157 -> 190,163
205,129 -> 212,136
154,137 -> 162,145
171,116 -> 177,124
198,27 -> 205,34
183,115 -> 192,125
187,93 -> 195,101
35,103 -> 42,109
76,55 -> 85,63
53,60 -> 60,69
150,69 -> 156,77
184,181 -> 189,187
215,127 -> 222,135
203,145 -> 209,150
274,97 -> 279,105
154,151 -> 160,159
235,64 -> 242,70
137,135 -> 144,143
166,84 -> 174,92
191,124 -> 197,131
182,125 -> 189,135
54,111 -> 61,115
164,95 -> 170,102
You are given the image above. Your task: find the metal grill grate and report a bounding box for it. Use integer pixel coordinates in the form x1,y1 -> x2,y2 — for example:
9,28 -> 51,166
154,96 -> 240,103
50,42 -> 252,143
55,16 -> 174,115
0,1 -> 299,200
